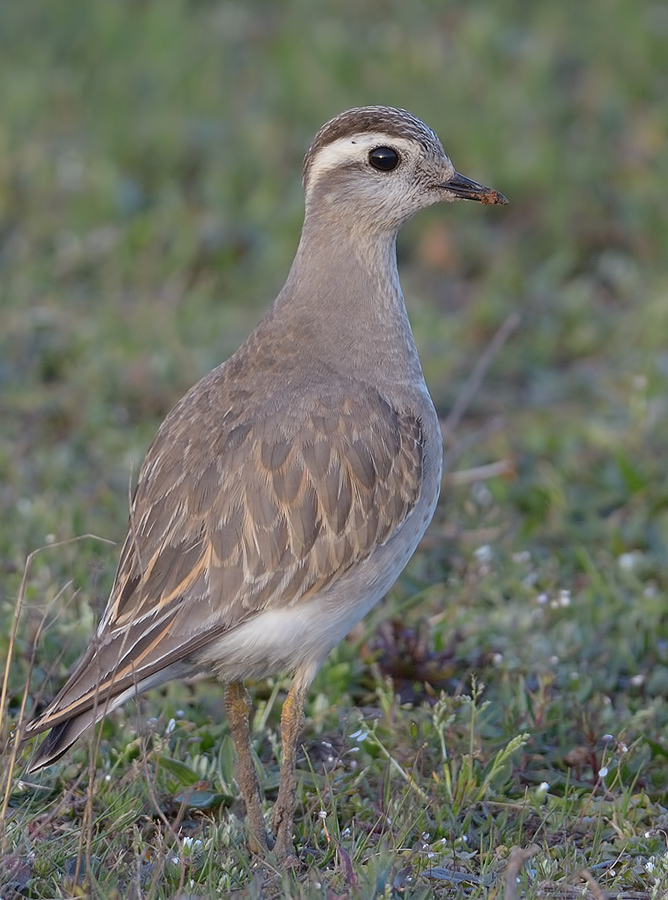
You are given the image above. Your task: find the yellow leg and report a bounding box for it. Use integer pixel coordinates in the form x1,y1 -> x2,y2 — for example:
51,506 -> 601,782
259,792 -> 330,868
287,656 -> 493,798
271,677 -> 310,862
224,681 -> 272,854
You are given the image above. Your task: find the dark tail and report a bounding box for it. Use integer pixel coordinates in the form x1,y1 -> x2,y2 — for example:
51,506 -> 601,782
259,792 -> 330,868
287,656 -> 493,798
26,708 -> 98,773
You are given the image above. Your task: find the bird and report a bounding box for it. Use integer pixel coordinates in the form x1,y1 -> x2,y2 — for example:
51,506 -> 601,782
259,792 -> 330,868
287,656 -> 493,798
24,106 -> 507,861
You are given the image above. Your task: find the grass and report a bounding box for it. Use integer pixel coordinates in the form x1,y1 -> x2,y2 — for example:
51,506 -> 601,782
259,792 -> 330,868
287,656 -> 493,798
1,0 -> 668,896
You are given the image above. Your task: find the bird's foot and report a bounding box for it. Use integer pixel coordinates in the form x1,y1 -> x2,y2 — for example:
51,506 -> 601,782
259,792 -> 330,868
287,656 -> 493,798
247,826 -> 274,856
279,852 -> 301,871
272,832 -> 295,865
270,798 -> 295,863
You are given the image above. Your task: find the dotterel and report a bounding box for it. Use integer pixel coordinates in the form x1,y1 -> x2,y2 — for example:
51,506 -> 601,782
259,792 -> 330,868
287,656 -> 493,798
25,106 -> 507,861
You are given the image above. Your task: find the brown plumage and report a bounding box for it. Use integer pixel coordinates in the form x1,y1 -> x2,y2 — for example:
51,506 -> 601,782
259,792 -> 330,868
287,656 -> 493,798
25,106 -> 507,860
29,384 -> 423,749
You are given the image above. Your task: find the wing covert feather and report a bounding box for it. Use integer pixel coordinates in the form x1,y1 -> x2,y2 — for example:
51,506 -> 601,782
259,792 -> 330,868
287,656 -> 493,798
43,384 -> 425,723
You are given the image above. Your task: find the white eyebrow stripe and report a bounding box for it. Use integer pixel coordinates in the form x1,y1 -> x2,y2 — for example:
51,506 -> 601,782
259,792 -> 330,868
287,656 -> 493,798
306,134 -> 418,186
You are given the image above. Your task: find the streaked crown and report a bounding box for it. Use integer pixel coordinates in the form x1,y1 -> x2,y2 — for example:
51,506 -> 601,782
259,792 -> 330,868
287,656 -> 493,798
303,106 -> 444,185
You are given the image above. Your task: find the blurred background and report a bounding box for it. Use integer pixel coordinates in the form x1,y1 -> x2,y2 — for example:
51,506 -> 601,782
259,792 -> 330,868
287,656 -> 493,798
1,0 -> 668,890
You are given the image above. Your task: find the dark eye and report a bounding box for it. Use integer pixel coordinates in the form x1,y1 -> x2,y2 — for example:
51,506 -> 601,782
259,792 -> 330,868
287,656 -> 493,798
368,146 -> 400,171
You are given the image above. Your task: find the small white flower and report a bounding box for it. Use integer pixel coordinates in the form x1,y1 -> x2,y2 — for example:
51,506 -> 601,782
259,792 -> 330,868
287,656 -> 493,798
598,766 -> 608,778
534,782 -> 549,801
512,551 -> 531,564
165,718 -> 176,735
474,544 -> 493,564
558,589 -> 571,607
181,837 -> 202,858
472,483 -> 493,507
619,551 -> 642,571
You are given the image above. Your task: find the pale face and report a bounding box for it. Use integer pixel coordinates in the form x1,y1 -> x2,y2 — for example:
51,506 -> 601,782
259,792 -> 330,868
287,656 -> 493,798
304,131 -> 458,232
303,122 -> 506,234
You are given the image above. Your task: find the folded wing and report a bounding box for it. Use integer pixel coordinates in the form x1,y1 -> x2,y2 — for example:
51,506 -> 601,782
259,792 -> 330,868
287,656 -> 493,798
26,379 -> 424,767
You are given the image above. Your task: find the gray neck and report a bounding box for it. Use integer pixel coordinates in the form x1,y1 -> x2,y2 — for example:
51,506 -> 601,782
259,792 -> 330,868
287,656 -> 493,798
268,208 -> 424,384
